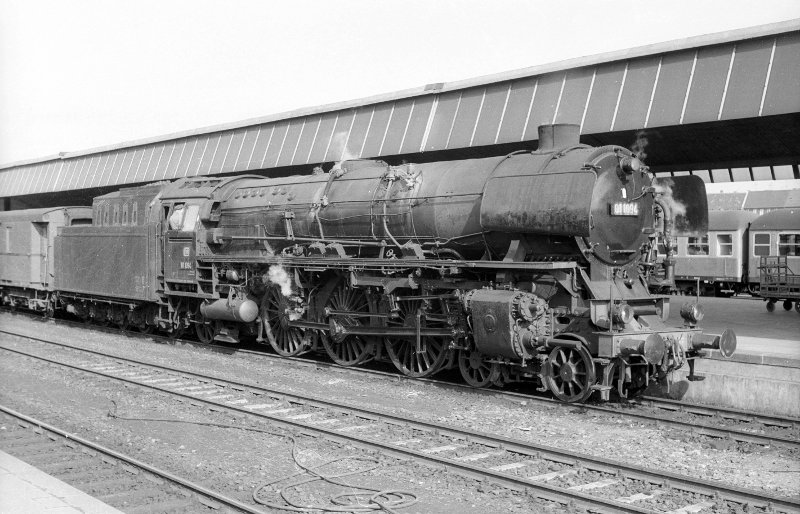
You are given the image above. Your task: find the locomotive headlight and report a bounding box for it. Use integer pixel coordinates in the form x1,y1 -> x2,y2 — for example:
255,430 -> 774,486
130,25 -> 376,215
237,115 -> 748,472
612,303 -> 635,324
620,156 -> 642,174
679,302 -> 705,326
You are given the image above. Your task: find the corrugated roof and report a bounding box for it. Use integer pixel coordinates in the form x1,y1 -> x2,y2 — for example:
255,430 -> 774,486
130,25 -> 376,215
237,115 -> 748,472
1,20 -> 798,198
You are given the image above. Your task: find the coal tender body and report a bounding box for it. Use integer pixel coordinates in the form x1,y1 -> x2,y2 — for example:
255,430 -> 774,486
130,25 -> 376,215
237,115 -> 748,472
55,123 -> 736,402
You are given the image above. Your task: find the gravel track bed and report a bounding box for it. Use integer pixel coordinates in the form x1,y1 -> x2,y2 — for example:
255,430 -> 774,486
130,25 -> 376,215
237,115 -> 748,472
2,312 -> 798,504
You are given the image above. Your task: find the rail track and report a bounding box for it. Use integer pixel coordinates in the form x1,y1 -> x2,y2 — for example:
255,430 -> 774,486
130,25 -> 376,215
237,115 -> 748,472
3,314 -> 798,450
0,406 -> 269,513
1,330 -> 798,513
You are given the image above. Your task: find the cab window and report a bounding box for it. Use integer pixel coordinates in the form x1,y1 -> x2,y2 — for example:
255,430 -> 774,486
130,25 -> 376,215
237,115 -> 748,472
182,204 -> 200,231
168,204 -> 185,230
168,203 -> 200,231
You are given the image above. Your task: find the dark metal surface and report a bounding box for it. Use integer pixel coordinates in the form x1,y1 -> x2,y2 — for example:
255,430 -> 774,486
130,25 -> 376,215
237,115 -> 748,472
55,225 -> 156,301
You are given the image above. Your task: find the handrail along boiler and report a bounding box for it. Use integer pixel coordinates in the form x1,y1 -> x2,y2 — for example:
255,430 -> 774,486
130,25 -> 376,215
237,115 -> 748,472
51,124 -> 735,402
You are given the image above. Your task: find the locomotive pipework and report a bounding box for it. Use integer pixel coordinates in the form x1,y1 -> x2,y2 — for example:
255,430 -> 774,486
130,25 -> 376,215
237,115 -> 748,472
24,123 -> 737,403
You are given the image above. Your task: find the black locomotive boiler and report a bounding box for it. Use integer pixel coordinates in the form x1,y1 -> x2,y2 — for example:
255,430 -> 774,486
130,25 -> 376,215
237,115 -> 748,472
25,124 -> 736,402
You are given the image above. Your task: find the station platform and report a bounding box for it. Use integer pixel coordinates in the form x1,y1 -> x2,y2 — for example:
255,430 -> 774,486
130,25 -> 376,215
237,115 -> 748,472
663,295 -> 800,417
0,450 -> 123,514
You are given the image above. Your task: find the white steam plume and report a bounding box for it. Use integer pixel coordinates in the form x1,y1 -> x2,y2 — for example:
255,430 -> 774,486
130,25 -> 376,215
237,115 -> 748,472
653,178 -> 687,217
330,130 -> 358,163
267,265 -> 293,297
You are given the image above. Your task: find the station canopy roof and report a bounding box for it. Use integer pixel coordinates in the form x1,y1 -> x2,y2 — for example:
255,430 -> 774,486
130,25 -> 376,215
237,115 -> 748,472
1,20 -> 798,199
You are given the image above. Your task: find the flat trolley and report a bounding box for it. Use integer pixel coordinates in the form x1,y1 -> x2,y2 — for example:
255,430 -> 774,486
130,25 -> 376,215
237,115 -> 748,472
759,256 -> 800,313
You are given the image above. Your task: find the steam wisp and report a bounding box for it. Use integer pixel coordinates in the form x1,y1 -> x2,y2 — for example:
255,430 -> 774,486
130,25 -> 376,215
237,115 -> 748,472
267,265 -> 293,297
631,130 -> 648,161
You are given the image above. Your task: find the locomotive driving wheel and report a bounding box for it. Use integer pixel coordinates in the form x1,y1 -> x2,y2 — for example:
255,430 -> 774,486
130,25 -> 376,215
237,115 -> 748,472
385,298 -> 452,378
322,282 -> 375,366
261,285 -> 309,356
458,345 -> 501,388
543,345 -> 596,403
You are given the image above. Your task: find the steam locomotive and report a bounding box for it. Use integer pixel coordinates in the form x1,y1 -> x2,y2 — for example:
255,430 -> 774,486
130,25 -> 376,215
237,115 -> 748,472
0,124 -> 736,402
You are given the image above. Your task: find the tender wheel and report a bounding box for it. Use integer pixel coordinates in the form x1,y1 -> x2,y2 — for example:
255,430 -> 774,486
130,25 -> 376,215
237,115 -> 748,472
322,283 -> 374,366
138,323 -> 154,334
796,301 -> 800,314
766,300 -> 776,312
195,320 -> 216,343
261,285 -> 309,356
458,346 -> 500,388
783,300 -> 793,311
117,315 -> 130,332
543,345 -> 596,403
385,298 -> 452,378
43,299 -> 55,319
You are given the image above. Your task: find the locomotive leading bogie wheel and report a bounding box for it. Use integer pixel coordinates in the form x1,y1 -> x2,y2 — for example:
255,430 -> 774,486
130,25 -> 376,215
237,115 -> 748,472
385,298 -> 451,378
261,285 -> 308,356
783,300 -> 793,311
458,347 -> 500,388
543,345 -> 596,403
322,283 -> 374,366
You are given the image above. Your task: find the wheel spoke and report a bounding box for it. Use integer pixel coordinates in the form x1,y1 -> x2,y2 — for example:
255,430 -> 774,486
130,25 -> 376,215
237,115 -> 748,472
322,281 -> 374,366
262,286 -> 308,356
544,345 -> 596,403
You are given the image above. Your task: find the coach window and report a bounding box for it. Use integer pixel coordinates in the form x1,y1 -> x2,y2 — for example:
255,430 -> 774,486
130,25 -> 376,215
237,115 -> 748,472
113,204 -> 120,225
779,234 -> 800,256
103,204 -> 110,226
132,203 -> 139,225
122,204 -> 129,225
753,234 -> 771,256
716,234 -> 733,256
687,235 -> 709,255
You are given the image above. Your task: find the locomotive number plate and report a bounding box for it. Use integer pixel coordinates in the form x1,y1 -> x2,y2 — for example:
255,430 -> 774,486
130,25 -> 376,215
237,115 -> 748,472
610,202 -> 639,216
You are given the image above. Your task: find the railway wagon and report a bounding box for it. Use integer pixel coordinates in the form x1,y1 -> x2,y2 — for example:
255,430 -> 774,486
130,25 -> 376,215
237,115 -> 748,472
46,124 -> 735,403
663,208 -> 799,299
670,210 -> 759,296
0,207 -> 92,314
751,209 -> 800,312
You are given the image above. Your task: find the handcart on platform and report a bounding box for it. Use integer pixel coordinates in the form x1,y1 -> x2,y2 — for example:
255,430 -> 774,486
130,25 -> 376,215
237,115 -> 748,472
759,256 -> 800,313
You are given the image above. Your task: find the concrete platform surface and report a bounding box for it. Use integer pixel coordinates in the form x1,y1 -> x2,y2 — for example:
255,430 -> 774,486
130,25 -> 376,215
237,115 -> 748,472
0,450 -> 123,514
667,295 -> 800,365
661,295 -> 800,416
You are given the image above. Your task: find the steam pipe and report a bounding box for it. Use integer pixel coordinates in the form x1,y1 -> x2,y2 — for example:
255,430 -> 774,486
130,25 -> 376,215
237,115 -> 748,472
654,198 -> 676,285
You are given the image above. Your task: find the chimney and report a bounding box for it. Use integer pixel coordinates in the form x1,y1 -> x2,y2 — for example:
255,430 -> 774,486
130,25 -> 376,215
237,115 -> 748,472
536,124 -> 581,152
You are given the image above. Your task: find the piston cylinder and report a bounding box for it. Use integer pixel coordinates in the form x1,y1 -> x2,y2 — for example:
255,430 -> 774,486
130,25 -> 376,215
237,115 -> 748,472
200,297 -> 259,323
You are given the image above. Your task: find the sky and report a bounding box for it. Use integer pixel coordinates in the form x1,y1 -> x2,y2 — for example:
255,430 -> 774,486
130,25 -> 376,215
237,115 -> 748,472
1,0 -> 799,167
